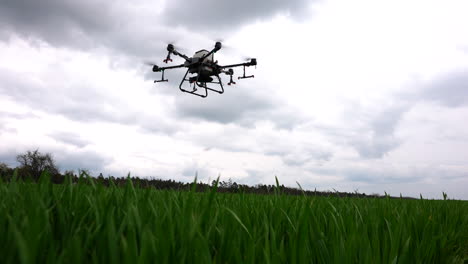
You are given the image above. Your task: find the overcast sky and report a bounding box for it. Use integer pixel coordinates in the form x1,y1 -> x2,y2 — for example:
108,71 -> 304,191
1,0 -> 467,199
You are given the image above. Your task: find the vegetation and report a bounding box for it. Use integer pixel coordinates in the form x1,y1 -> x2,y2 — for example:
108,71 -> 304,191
0,171 -> 467,263
0,150 -> 403,198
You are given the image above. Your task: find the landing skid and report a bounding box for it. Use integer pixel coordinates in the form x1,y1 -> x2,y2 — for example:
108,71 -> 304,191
179,69 -> 224,98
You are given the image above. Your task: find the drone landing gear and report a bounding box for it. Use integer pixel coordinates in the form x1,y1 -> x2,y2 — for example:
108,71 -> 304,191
226,69 -> 236,85
179,69 -> 224,98
238,65 -> 254,80
154,69 -> 168,83
228,75 -> 236,85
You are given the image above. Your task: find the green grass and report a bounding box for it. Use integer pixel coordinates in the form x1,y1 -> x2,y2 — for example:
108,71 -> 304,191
1,173 -> 467,263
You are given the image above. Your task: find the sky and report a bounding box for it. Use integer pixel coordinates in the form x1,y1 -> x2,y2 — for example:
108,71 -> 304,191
1,0 -> 467,199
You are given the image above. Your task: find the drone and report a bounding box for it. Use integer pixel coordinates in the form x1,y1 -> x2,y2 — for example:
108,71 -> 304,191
148,41 -> 257,98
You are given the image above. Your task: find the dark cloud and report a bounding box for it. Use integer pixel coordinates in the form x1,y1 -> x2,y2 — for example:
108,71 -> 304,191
173,83 -> 304,129
242,169 -> 277,186
54,149 -> 112,174
49,132 -> 90,148
0,0 -> 185,62
349,106 -> 407,158
308,164 -> 428,185
344,70 -> 468,159
308,70 -> 468,160
0,0 -> 115,48
1,0 -> 299,132
0,111 -> 33,135
188,69 -> 461,162
0,69 -> 125,121
136,116 -> 183,135
324,102 -> 408,159
0,0 -> 317,61
177,125 -> 256,154
348,106 -> 405,159
343,168 -> 425,184
0,68 -> 179,134
339,70 -> 468,160
181,166 -> 214,182
341,165 -> 468,185
260,108 -> 306,130
179,124 -> 333,168
265,146 -> 333,167
282,150 -> 332,167
396,70 -> 468,108
0,111 -> 39,120
163,0 -> 315,30
350,135 -> 401,159
0,120 -> 8,135
174,88 -> 273,123
0,151 -> 17,167
418,70 -> 468,107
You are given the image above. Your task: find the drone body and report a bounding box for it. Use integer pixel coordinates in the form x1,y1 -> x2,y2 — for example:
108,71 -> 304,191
150,42 -> 257,98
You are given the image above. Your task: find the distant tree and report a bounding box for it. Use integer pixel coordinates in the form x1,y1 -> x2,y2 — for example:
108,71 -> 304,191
64,170 -> 76,177
0,162 -> 13,179
220,178 -> 233,188
16,150 -> 60,180
0,162 -> 9,172
78,169 -> 91,177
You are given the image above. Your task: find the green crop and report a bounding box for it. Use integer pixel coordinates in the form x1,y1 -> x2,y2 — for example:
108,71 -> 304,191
1,172 -> 467,263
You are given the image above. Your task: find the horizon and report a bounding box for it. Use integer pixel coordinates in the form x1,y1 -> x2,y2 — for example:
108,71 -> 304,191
0,149 -> 460,200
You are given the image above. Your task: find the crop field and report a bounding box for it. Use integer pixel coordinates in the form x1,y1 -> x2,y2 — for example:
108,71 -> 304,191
1,174 -> 467,264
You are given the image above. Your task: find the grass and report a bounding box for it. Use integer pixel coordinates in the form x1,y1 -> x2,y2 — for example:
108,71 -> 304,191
1,172 -> 467,263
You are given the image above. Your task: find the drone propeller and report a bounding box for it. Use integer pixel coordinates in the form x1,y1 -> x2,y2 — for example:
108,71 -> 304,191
211,38 -> 225,44
164,42 -> 192,63
245,57 -> 257,67
166,42 -> 187,53
143,61 -> 157,66
143,61 -> 161,72
212,38 -> 234,51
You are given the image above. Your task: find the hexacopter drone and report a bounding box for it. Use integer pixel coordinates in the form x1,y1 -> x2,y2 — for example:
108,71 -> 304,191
148,41 -> 257,98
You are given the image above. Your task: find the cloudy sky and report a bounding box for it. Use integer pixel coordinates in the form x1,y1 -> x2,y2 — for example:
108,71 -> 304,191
1,0 -> 467,199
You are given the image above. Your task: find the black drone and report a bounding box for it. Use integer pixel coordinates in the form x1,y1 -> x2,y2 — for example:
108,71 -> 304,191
148,41 -> 257,98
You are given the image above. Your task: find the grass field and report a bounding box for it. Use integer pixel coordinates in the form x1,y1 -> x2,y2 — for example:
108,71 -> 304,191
1,173 -> 467,263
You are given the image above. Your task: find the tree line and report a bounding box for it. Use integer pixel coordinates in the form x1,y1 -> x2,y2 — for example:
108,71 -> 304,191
0,149 -> 402,198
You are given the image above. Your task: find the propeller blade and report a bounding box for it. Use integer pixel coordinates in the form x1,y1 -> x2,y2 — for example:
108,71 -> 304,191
242,57 -> 258,63
143,61 -> 157,66
167,41 -> 186,53
211,38 -> 233,50
212,38 -> 225,43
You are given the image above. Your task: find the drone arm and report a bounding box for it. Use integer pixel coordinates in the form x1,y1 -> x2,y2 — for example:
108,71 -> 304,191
172,50 -> 191,62
153,64 -> 185,72
219,58 -> 257,69
153,63 -> 185,83
220,59 -> 257,80
219,62 -> 247,69
164,44 -> 191,63
200,49 -> 216,62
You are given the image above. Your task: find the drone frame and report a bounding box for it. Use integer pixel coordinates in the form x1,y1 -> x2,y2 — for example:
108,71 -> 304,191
152,42 -> 256,98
